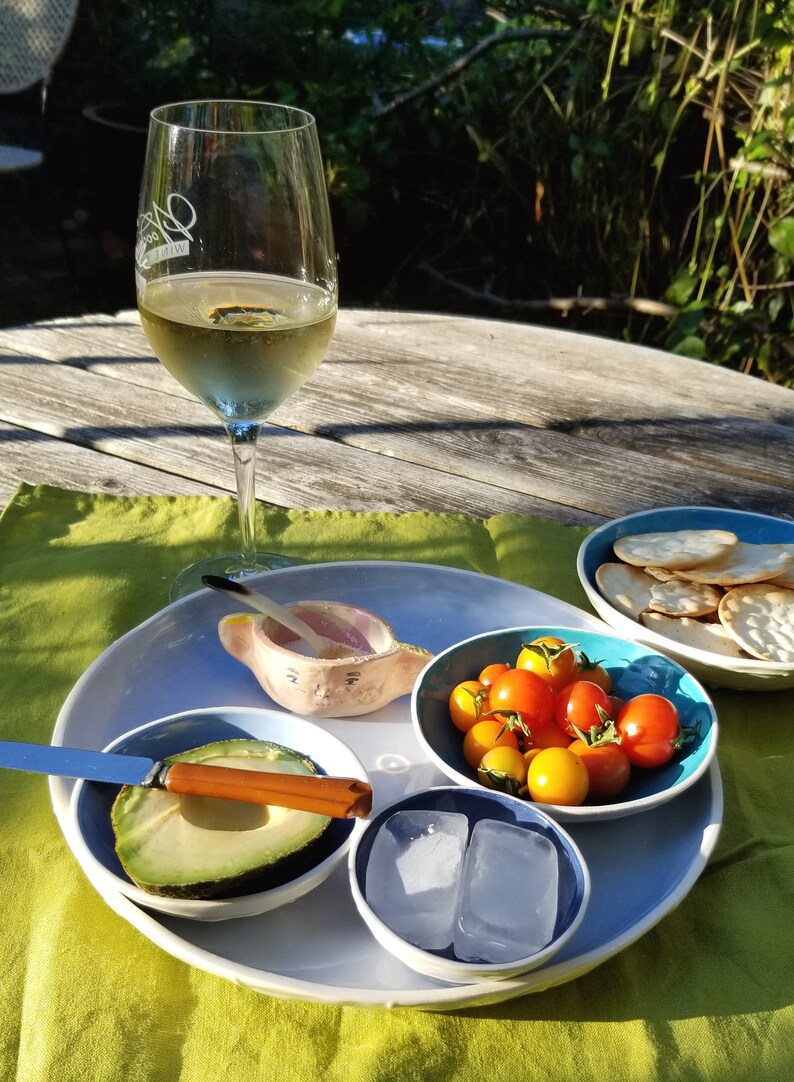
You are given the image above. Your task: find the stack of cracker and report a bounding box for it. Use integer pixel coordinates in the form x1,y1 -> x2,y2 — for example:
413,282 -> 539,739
595,529 -> 794,664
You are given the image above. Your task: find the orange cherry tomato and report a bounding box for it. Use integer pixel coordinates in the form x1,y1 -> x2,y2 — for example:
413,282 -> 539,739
523,747 -> 545,770
515,636 -> 579,692
463,720 -> 519,769
478,662 -> 511,687
449,680 -> 490,733
572,652 -> 612,693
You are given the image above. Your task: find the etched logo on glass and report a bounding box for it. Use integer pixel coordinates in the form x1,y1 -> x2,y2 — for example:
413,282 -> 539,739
135,194 -> 197,271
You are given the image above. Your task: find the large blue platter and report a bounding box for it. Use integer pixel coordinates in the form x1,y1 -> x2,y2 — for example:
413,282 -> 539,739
51,561 -> 722,1010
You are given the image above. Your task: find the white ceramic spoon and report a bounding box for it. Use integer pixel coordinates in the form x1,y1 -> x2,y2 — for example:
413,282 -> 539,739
201,575 -> 341,658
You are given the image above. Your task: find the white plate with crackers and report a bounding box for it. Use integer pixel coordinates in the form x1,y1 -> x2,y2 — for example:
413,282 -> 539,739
577,506 -> 794,690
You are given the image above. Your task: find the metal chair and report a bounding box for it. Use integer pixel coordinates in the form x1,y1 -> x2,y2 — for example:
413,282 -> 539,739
0,0 -> 79,175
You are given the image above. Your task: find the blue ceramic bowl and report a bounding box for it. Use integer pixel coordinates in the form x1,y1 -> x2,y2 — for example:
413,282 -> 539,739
64,707 -> 369,921
411,625 -> 718,822
348,786 -> 590,983
577,505 -> 794,690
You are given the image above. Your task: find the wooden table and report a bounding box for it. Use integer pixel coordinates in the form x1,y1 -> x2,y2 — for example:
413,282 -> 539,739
0,308 -> 791,523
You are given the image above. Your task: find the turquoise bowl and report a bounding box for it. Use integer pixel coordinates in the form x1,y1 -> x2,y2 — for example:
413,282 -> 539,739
411,625 -> 718,822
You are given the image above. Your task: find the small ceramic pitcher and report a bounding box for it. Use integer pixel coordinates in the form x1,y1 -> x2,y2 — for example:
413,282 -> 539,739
218,600 -> 433,718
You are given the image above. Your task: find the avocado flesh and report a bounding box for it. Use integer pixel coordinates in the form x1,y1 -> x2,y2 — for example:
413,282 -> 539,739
111,738 -> 331,899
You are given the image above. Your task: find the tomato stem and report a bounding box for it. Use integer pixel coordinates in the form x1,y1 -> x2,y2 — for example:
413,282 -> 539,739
570,713 -> 621,748
520,640 -> 578,672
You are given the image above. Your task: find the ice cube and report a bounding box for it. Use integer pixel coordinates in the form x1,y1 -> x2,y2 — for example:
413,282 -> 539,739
453,819 -> 559,964
364,810 -> 469,950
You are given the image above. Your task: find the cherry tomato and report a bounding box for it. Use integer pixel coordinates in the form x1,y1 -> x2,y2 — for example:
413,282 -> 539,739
572,652 -> 612,693
526,747 -> 589,806
489,668 -> 555,728
555,680 -> 612,737
449,680 -> 490,733
477,745 -> 527,794
462,720 -> 519,769
616,694 -> 680,768
478,662 -> 510,688
568,739 -> 631,801
608,695 -> 626,718
523,747 -> 544,770
525,721 -> 572,750
516,636 -> 579,692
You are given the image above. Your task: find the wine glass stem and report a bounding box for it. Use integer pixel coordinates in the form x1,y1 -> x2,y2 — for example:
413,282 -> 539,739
226,421 -> 263,573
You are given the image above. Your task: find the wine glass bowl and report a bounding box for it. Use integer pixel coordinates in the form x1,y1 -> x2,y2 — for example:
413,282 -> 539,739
135,101 -> 337,599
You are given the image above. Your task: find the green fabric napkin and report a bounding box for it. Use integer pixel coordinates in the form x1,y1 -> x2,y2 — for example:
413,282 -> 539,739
0,484 -> 792,1082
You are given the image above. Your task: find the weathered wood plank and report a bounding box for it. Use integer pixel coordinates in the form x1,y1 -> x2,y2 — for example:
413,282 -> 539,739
0,421 -> 226,506
0,342 -> 791,521
0,352 -> 599,522
1,310 -> 787,494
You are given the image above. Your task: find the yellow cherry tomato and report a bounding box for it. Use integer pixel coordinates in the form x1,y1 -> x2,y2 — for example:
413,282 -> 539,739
516,636 -> 579,692
449,680 -> 490,733
477,745 -> 528,795
526,747 -> 589,806
462,720 -> 519,769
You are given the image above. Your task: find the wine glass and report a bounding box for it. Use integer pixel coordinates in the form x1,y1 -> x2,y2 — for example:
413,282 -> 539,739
135,100 -> 338,600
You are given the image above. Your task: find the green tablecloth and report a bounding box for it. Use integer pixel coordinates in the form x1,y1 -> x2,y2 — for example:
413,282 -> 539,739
0,483 -> 791,1082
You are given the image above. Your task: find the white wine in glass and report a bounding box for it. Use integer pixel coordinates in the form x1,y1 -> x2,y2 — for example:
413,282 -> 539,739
135,100 -> 338,600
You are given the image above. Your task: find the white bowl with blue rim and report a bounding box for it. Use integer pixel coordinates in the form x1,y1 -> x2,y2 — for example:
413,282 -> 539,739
577,505 -> 794,691
411,625 -> 718,822
64,706 -> 369,921
348,786 -> 590,984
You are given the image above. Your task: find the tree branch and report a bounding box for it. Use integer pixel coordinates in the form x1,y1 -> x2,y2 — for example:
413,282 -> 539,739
375,26 -> 574,118
420,263 -> 679,319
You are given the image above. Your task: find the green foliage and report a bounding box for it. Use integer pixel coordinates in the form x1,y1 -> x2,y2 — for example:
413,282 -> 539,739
64,0 -> 794,384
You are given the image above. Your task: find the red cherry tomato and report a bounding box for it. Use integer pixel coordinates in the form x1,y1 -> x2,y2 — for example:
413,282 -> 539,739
478,662 -> 511,688
608,695 -> 626,718
525,722 -> 572,750
616,694 -> 680,768
555,680 -> 612,737
568,739 -> 631,801
489,668 -> 555,729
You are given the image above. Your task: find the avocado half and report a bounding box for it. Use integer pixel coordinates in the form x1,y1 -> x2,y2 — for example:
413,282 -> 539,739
111,738 -> 331,899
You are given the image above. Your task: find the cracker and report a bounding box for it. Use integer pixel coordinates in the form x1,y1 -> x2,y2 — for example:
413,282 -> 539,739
676,542 -> 794,586
595,562 -> 654,619
648,578 -> 722,617
767,544 -> 794,588
640,612 -> 748,657
613,529 -> 738,569
645,566 -> 677,582
718,583 -> 794,662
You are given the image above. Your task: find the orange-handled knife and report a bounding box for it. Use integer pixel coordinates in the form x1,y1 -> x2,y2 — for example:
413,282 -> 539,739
0,740 -> 372,819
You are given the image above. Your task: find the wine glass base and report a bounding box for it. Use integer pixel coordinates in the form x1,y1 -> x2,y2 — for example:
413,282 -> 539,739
168,551 -> 299,603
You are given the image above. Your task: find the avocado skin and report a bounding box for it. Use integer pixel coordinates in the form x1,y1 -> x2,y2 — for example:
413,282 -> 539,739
111,738 -> 332,900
